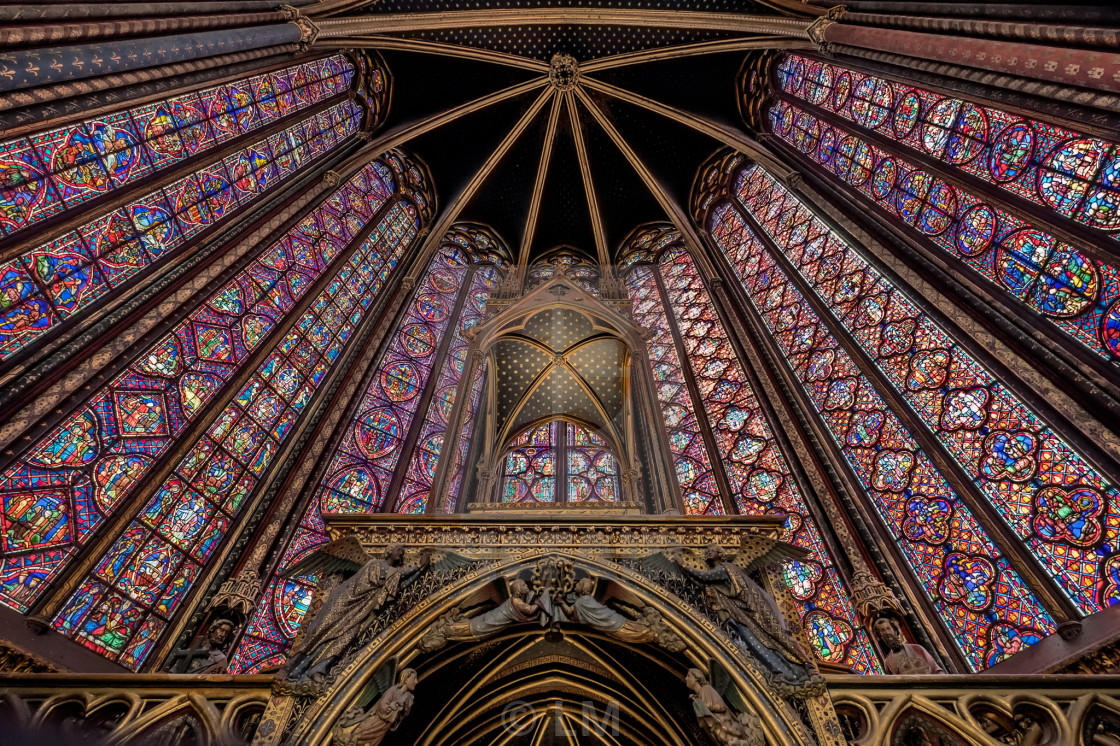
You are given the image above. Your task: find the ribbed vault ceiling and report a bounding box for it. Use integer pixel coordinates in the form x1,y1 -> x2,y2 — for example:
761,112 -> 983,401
335,0 -> 808,265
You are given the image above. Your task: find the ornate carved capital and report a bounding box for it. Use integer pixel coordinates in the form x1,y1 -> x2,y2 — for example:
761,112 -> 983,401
805,16 -> 836,53
278,4 -> 301,20
323,169 -> 344,187
290,15 -> 321,51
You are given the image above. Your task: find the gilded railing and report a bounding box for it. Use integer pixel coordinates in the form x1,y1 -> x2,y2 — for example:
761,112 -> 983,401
0,673 -> 270,745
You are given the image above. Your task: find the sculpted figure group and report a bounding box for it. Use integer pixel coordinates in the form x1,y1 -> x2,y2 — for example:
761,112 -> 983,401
420,574 -> 684,652
278,540 -> 944,746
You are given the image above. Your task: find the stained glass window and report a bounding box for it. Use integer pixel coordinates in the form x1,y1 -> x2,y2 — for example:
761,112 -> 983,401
705,163 -> 1114,667
52,197 -> 419,669
734,166 -> 1120,619
768,55 -> 1120,363
775,54 -> 1120,236
229,226 -> 507,673
621,230 -> 879,672
1,100 -> 362,362
0,162 -> 397,619
501,422 -> 560,503
526,249 -> 601,297
0,55 -> 355,242
497,421 -> 621,504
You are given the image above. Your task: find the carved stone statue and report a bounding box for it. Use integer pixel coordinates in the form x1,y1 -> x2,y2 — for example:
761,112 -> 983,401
873,617 -> 944,675
166,618 -> 235,674
555,577 -> 685,651
420,578 -> 545,651
284,543 -> 430,681
674,545 -> 812,682
333,664 -> 417,746
686,665 -> 764,746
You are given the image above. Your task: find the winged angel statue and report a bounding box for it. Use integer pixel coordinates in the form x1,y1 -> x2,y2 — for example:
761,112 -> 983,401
687,660 -> 765,746
332,657 -> 417,746
640,543 -> 815,684
280,537 -> 469,683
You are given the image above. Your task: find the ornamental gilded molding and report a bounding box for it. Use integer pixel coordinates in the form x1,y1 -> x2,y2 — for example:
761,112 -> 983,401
323,514 -> 802,561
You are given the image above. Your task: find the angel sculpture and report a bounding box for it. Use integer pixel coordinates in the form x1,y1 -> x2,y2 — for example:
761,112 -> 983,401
419,578 -> 546,651
643,544 -> 812,684
332,658 -> 417,746
554,577 -> 686,651
686,663 -> 764,746
281,539 -> 433,682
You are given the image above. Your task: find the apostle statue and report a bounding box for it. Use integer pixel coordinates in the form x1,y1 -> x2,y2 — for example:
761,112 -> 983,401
873,617 -> 944,675
686,665 -> 764,746
554,577 -> 685,651
673,545 -> 812,683
166,618 -> 235,674
334,664 -> 418,746
283,542 -> 431,682
420,578 -> 545,651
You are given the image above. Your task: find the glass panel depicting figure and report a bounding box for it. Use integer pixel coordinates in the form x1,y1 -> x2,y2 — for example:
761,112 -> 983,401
0,55 -> 356,242
626,265 -> 725,516
711,196 -> 1058,670
774,54 -> 1120,236
396,263 -> 502,514
498,420 -> 622,505
51,198 -> 419,668
230,226 -> 503,672
623,236 -> 879,671
501,423 -> 559,504
0,163 -> 395,615
565,423 -> 621,502
736,166 -> 1120,617
0,100 -> 362,362
767,97 -> 1120,363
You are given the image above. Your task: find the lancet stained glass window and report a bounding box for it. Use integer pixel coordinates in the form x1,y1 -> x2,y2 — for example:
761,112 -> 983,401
734,166 -> 1120,617
774,54 -> 1120,236
707,164 -> 1089,668
622,229 -> 879,672
766,93 -> 1120,363
0,162 -> 397,618
53,194 -> 419,668
0,55 -> 354,242
229,226 -> 506,673
1,100 -> 362,362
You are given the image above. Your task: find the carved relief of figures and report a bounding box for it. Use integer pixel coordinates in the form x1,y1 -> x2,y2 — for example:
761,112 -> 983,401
554,577 -> 685,652
872,617 -> 944,675
420,578 -> 546,651
166,618 -> 236,674
670,545 -> 813,683
686,664 -> 764,746
282,540 -> 431,682
333,662 -> 417,746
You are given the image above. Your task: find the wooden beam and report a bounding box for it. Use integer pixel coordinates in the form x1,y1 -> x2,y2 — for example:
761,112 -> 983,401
566,90 -> 611,268
404,87 -> 555,285
320,35 -> 550,72
316,10 -> 811,37
518,91 -> 564,272
581,35 -> 810,72
579,75 -> 793,178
